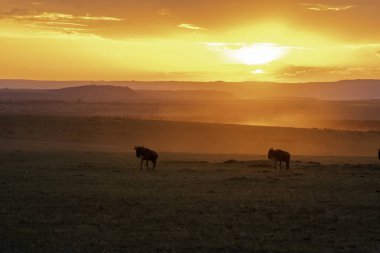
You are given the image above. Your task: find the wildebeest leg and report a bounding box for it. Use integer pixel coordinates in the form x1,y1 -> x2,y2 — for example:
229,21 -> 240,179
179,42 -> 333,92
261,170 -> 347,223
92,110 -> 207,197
140,159 -> 143,170
146,160 -> 150,170
273,160 -> 276,170
153,159 -> 156,171
286,161 -> 289,170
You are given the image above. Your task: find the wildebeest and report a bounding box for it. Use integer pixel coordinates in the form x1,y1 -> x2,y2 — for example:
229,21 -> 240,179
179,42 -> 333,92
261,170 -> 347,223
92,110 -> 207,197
378,149 -> 380,160
134,146 -> 158,170
268,148 -> 291,170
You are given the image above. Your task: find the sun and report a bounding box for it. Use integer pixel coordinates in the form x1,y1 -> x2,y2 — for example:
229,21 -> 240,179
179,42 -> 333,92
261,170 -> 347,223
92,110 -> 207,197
227,43 -> 287,65
251,69 -> 266,75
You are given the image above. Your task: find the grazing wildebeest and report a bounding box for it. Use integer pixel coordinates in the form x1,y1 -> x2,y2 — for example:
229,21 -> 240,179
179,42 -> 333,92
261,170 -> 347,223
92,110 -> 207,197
268,148 -> 291,170
134,146 -> 158,170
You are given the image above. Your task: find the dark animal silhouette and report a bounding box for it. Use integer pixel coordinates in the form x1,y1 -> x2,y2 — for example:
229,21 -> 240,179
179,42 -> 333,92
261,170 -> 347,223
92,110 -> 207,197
378,149 -> 380,160
134,146 -> 158,170
268,148 -> 291,170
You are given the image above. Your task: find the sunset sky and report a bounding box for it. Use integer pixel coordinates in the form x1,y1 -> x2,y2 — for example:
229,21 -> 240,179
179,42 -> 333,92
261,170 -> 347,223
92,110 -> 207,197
1,0 -> 380,82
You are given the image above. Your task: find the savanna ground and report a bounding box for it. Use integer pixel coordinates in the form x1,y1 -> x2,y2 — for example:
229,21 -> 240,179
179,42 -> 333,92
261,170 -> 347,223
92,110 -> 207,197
1,150 -> 380,253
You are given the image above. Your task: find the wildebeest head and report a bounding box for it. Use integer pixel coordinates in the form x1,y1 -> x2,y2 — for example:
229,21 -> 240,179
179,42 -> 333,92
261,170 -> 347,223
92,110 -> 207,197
268,148 -> 274,160
134,146 -> 144,158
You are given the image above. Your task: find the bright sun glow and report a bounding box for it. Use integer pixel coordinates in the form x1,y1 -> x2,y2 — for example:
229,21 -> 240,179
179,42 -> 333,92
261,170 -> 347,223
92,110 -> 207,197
251,69 -> 265,74
1,1 -> 380,82
227,44 -> 287,65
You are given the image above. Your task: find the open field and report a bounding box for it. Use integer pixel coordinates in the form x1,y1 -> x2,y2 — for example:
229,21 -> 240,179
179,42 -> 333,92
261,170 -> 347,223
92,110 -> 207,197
2,0 -> 380,251
0,115 -> 380,252
1,99 -> 380,131
0,114 -> 380,156
1,150 -> 380,252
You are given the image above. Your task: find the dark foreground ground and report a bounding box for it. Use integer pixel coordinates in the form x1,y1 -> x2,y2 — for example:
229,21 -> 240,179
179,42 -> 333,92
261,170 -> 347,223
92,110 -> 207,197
1,151 -> 380,253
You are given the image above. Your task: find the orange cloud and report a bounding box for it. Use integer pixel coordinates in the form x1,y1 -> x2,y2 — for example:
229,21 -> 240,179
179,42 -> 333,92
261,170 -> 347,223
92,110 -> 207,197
7,11 -> 123,22
0,9 -> 124,35
178,23 -> 205,30
302,3 -> 356,11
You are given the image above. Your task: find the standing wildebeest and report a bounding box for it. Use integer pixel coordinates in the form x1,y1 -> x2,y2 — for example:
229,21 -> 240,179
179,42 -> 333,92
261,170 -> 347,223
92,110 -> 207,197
268,148 -> 291,170
134,146 -> 158,170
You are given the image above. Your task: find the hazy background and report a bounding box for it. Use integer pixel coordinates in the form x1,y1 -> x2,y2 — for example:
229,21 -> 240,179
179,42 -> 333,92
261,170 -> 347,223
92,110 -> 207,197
1,79 -> 380,131
1,79 -> 379,156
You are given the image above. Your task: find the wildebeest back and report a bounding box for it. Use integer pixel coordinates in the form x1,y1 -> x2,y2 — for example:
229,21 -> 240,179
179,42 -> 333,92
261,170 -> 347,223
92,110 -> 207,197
268,148 -> 291,162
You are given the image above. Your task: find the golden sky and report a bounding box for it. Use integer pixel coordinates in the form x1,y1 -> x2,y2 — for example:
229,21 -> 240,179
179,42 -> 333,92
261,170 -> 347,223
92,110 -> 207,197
1,0 -> 380,82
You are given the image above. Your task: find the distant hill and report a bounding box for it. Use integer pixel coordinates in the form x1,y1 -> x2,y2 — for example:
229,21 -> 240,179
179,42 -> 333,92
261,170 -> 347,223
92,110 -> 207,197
0,84 -> 235,102
241,79 -> 380,100
50,85 -> 140,102
139,90 -> 235,100
1,83 -> 379,131
123,79 -> 380,100
0,79 -> 380,100
0,85 -> 140,102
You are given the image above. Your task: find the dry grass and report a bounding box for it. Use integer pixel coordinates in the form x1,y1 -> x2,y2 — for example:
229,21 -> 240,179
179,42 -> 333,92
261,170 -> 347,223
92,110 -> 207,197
1,151 -> 380,253
0,115 -> 380,156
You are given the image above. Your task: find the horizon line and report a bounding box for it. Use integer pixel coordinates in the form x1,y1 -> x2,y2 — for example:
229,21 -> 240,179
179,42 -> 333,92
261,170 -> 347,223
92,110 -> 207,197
0,78 -> 380,85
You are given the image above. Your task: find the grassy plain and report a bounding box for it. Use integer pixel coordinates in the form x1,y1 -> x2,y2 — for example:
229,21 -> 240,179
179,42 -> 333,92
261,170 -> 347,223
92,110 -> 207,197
1,115 -> 380,252
1,151 -> 380,252
0,114 -> 380,156
1,99 -> 380,131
